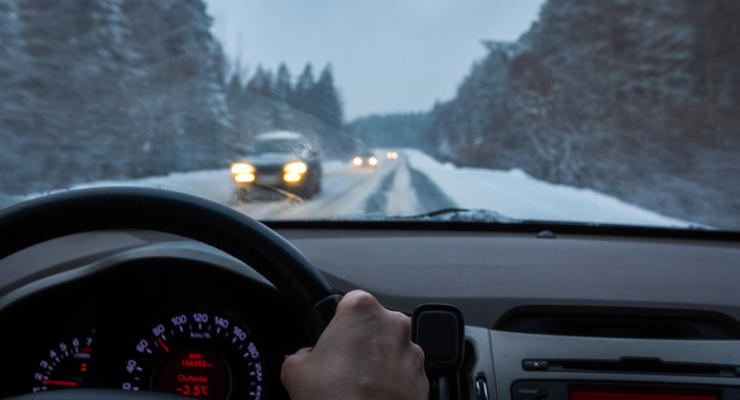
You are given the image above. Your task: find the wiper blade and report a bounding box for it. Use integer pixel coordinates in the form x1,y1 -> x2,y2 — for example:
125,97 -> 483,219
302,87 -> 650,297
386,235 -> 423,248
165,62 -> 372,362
393,208 -> 521,223
409,207 -> 470,218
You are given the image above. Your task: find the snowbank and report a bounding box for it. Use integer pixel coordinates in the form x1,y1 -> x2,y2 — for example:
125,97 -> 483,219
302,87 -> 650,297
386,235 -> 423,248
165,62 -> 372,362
405,149 -> 693,228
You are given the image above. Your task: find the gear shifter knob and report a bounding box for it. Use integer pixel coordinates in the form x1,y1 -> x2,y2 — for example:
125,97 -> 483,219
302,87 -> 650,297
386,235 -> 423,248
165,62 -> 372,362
411,304 -> 465,371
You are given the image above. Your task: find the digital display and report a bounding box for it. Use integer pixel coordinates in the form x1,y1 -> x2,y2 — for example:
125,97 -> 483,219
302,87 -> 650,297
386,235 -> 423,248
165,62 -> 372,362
154,349 -> 229,400
571,386 -> 717,400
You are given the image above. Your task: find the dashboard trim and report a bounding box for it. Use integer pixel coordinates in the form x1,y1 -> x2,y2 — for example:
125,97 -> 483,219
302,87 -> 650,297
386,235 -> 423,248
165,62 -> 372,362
0,239 -> 272,314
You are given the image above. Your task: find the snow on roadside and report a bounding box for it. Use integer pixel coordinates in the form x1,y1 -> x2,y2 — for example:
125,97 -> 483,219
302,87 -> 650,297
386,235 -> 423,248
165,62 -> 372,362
21,160 -> 349,207
404,149 -> 693,227
60,169 -> 234,204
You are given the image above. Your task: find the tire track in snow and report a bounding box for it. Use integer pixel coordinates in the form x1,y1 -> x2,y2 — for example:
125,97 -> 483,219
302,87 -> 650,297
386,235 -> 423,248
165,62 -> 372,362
383,157 -> 420,215
364,162 -> 400,215
407,163 -> 458,213
363,152 -> 456,216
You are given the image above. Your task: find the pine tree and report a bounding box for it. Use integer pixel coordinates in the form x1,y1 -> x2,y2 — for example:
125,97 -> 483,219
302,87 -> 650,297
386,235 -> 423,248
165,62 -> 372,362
292,63 -> 315,114
311,64 -> 343,127
275,63 -> 293,102
244,66 -> 278,130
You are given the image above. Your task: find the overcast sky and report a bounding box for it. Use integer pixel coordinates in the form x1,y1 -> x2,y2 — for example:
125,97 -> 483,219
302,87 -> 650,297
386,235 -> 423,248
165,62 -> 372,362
205,0 -> 545,120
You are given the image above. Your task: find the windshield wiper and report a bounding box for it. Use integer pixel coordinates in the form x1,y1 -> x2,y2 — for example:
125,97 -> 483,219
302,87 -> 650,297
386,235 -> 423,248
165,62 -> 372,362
406,207 -> 469,218
392,207 -> 521,223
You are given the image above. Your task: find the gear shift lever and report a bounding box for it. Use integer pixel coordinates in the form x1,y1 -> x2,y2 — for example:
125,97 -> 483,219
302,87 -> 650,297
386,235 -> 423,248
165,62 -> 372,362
412,304 -> 465,400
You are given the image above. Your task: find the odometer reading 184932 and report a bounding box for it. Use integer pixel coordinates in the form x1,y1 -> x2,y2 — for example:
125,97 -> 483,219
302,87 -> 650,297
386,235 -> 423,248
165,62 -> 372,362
122,312 -> 264,400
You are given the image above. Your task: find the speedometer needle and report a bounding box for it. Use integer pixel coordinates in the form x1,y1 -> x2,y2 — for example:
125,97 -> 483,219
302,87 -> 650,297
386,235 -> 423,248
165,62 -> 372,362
157,337 -> 170,352
42,380 -> 78,387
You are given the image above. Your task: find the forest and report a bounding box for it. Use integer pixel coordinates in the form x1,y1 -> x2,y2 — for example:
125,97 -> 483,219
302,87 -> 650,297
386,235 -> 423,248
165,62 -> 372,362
0,0 -> 348,194
358,0 -> 740,227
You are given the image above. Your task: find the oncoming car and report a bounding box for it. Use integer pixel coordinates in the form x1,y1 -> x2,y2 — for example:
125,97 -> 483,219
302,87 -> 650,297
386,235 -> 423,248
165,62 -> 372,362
231,131 -> 321,199
352,152 -> 379,168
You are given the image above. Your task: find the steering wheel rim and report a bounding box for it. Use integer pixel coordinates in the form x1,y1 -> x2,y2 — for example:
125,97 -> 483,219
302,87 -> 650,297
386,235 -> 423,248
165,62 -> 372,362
0,187 -> 341,339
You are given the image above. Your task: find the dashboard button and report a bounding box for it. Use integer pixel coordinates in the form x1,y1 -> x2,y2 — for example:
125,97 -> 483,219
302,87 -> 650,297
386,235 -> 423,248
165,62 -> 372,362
512,381 -> 550,400
522,360 -> 549,371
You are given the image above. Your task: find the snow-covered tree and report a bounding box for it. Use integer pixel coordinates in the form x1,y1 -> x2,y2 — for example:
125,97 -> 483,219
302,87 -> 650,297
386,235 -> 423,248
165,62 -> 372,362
275,63 -> 292,101
419,0 -> 740,227
309,65 -> 343,128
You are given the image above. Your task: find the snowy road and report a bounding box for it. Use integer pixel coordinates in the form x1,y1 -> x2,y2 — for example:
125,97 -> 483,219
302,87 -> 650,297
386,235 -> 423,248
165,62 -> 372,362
232,152 -> 457,219
56,149 -> 691,227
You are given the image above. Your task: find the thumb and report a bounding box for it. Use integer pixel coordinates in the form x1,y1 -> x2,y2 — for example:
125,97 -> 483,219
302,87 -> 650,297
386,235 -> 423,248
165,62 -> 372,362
281,346 -> 312,389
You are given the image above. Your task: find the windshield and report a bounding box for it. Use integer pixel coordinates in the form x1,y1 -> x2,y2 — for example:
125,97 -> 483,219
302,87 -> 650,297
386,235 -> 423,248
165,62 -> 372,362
247,140 -> 307,155
0,0 -> 737,230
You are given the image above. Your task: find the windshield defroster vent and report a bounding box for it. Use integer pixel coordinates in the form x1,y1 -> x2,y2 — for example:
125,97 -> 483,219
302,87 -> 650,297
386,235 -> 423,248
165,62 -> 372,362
494,306 -> 740,340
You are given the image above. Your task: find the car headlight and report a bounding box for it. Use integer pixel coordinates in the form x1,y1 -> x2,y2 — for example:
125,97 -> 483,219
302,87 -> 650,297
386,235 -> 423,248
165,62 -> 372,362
284,161 -> 308,174
234,173 -> 255,183
283,172 -> 302,182
231,162 -> 254,174
368,156 -> 378,166
352,156 -> 363,166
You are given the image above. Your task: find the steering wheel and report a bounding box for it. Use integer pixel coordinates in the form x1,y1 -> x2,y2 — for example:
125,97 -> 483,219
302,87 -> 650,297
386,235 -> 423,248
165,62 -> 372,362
0,187 -> 342,399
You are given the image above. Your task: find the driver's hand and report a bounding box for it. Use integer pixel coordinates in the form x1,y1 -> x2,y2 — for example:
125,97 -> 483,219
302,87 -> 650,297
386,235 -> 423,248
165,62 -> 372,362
281,290 -> 429,400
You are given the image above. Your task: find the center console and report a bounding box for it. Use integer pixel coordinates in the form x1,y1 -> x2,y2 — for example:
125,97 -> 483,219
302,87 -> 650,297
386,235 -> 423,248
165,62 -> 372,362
463,328 -> 740,400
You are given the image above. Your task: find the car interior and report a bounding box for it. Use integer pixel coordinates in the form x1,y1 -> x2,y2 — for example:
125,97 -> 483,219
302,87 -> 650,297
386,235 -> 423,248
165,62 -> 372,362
0,188 -> 738,400
1,1 -> 738,400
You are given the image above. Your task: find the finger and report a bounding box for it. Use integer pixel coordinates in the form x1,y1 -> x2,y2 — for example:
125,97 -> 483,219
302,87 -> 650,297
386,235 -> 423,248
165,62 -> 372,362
410,342 -> 426,372
387,310 -> 412,341
291,346 -> 312,358
416,374 -> 431,400
280,346 -> 312,387
400,341 -> 426,376
336,289 -> 381,316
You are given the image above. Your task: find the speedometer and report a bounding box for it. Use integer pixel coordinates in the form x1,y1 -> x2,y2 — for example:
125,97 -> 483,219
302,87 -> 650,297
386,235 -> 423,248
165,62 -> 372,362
122,311 -> 264,400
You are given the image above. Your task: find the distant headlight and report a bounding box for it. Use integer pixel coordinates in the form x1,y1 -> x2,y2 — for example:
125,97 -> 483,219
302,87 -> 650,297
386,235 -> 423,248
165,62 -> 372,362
231,162 -> 254,174
234,173 -> 255,183
284,161 -> 308,174
283,172 -> 302,182
352,156 -> 363,166
368,156 -> 378,166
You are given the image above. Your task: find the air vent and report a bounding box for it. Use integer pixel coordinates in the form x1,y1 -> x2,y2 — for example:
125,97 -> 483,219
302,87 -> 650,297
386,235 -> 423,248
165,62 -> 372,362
547,357 -> 734,376
494,307 -> 740,340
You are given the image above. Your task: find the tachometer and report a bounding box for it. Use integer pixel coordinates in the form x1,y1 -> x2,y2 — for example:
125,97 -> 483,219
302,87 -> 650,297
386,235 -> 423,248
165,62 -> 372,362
122,312 -> 264,400
32,331 -> 95,392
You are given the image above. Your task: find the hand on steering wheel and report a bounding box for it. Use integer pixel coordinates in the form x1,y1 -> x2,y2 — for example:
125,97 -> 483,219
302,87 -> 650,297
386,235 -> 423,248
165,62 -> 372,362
282,290 -> 429,400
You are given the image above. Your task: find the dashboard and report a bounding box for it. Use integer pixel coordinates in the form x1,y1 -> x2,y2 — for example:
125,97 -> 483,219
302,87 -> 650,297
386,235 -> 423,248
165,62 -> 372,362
0,235 -> 308,399
1,225 -> 740,400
